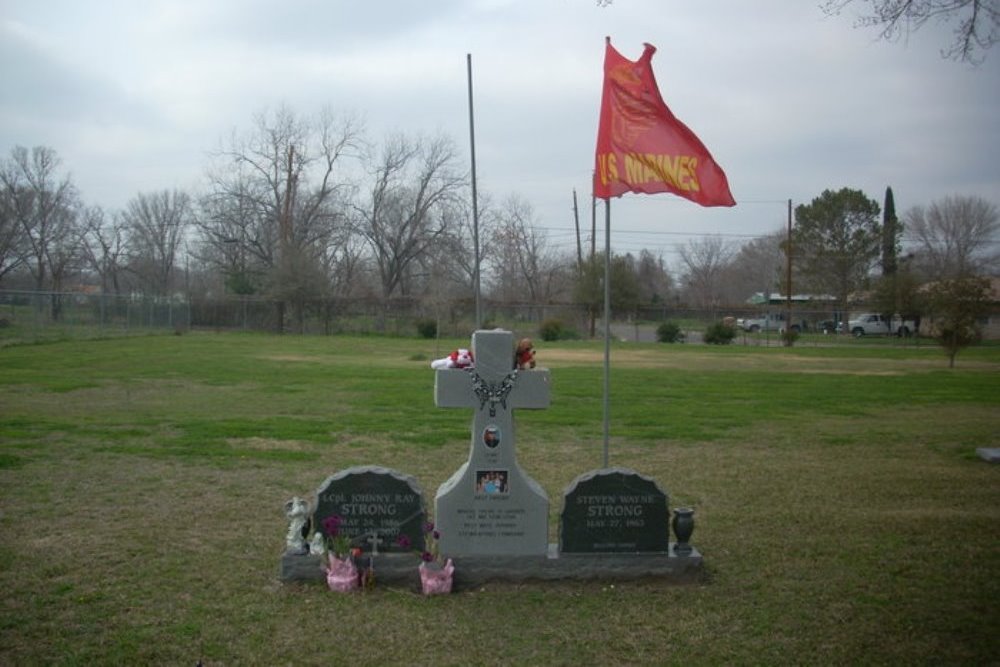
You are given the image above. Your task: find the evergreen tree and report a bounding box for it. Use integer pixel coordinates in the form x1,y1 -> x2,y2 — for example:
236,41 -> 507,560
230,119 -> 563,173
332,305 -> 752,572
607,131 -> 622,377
793,188 -> 882,324
881,186 -> 900,276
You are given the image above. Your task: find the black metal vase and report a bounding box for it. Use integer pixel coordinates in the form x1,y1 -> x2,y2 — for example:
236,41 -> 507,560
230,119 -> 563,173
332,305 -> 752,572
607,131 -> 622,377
672,507 -> 695,555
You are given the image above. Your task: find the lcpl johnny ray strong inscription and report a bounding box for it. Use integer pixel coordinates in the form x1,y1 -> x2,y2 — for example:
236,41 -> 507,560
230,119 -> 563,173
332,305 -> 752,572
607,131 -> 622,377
313,466 -> 426,552
320,492 -> 419,518
318,492 -> 421,541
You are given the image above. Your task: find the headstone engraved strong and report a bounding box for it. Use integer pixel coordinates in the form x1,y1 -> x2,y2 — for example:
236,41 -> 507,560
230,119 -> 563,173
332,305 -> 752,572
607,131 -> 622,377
560,468 -> 670,553
434,329 -> 551,556
313,466 -> 426,554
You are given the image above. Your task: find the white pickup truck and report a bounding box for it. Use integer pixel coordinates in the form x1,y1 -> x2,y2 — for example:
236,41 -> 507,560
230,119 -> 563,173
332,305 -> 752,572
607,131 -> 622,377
736,312 -> 803,333
847,313 -> 917,337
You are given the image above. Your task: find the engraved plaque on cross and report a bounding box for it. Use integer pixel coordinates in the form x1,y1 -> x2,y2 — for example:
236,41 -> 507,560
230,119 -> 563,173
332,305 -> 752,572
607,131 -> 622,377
433,329 -> 551,556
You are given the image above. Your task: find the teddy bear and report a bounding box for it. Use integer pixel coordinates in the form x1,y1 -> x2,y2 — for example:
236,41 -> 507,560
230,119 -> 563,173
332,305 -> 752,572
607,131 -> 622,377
430,348 -> 474,370
515,337 -> 536,370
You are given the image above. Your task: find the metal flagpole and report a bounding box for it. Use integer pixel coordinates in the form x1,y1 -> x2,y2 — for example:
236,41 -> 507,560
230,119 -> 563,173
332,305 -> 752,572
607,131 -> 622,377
467,53 -> 482,329
602,198 -> 611,468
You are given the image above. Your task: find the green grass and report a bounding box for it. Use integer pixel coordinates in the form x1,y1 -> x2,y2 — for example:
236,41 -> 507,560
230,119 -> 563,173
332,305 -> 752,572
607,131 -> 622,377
1,332 -> 998,665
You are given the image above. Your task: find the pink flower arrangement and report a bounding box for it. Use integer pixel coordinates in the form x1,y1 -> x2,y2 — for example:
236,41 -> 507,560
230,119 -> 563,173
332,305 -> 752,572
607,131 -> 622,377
398,522 -> 453,594
397,521 -> 443,565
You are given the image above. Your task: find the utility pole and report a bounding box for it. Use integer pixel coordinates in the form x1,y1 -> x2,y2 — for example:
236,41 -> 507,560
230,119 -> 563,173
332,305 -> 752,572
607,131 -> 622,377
590,191 -> 597,261
573,189 -> 583,272
281,145 -> 295,248
785,198 -> 793,342
277,144 -> 295,334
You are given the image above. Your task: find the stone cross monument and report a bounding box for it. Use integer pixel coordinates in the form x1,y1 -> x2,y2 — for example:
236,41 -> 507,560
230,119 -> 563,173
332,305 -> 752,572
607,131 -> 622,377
434,329 -> 551,556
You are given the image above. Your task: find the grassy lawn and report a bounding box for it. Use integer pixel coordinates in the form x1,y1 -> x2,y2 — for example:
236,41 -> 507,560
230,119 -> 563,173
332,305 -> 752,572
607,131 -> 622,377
1,332 -> 998,665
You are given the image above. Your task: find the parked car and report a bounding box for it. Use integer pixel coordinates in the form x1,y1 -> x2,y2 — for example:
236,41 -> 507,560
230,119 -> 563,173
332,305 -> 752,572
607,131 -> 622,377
736,312 -> 804,333
847,313 -> 917,337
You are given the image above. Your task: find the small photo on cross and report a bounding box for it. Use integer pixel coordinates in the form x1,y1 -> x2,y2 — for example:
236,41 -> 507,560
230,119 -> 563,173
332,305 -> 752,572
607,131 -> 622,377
475,469 -> 509,495
482,425 -> 501,448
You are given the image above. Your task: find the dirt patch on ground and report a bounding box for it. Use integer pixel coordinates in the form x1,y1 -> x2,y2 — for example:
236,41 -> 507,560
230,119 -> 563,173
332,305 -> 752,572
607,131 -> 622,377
537,349 -> 606,364
261,354 -> 328,364
227,437 -> 312,451
797,369 -> 904,376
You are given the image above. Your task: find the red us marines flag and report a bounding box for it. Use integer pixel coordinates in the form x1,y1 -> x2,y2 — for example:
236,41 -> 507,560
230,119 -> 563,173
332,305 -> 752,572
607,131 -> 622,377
593,38 -> 735,206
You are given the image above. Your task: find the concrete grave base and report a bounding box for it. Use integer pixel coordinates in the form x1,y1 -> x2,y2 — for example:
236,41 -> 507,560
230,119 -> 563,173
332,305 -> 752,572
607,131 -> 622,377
280,544 -> 703,590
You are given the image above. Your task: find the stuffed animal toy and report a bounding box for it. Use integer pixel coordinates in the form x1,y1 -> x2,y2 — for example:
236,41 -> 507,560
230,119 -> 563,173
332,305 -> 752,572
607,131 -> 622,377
430,348 -> 474,370
515,338 -> 536,370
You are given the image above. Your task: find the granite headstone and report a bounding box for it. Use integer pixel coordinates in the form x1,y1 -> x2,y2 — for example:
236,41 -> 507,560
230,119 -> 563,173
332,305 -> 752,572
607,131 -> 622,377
313,465 -> 426,554
560,468 -> 670,553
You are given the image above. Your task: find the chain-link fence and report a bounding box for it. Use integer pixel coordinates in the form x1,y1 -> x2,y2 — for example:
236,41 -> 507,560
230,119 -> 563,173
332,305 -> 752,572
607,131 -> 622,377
0,290 -> 191,341
0,290 -> 574,341
0,289 -> 947,346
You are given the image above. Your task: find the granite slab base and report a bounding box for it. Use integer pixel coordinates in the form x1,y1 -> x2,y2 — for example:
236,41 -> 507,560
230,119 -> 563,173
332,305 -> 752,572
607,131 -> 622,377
280,544 -> 703,590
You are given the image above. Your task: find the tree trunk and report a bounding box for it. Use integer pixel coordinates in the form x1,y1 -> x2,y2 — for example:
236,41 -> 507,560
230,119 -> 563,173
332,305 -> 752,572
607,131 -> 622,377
276,300 -> 285,334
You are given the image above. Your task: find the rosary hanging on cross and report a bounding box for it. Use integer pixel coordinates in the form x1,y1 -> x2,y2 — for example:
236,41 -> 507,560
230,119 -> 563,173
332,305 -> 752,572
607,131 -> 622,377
470,370 -> 519,417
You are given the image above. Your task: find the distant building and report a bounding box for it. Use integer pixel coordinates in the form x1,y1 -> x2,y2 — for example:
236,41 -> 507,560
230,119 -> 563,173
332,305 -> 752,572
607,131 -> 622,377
746,293 -> 837,305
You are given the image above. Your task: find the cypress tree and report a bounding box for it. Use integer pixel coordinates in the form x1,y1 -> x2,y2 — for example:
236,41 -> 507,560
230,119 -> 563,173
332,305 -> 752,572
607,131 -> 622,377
882,186 -> 898,276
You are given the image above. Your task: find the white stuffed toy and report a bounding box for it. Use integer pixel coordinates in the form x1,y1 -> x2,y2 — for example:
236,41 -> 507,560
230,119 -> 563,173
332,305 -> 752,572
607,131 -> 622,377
430,348 -> 474,370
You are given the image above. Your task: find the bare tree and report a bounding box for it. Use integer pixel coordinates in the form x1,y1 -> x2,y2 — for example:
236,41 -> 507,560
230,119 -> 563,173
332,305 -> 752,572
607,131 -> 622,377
727,230 -> 786,303
44,213 -> 85,320
0,171 -> 27,284
317,224 -> 366,298
0,146 -> 80,293
906,195 -> 999,280
487,194 -> 568,305
678,236 -> 736,308
80,206 -> 129,295
635,248 -> 673,305
197,179 -> 266,295
198,106 -> 362,328
353,134 -> 464,301
122,190 -> 191,296
822,0 -> 998,64
434,192 -> 493,298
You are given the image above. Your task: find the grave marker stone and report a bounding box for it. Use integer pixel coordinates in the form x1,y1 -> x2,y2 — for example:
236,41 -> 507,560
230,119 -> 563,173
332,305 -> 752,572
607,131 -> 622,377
560,468 -> 670,553
434,329 -> 551,556
313,465 -> 425,553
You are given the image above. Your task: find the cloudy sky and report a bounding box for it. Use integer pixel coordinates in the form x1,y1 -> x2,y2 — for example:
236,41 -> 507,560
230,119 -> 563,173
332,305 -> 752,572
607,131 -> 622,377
2,0 -> 998,266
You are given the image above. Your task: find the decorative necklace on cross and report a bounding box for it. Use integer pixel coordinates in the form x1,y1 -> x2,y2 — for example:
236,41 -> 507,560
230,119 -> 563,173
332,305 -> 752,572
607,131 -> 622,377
471,369 -> 519,417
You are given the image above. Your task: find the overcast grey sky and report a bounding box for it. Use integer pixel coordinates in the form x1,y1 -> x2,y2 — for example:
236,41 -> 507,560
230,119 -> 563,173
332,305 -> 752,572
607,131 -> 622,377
2,1 -> 998,265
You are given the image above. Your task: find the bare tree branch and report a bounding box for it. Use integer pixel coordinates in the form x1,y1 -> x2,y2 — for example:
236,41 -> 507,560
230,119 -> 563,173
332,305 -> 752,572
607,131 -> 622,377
822,0 -> 998,64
